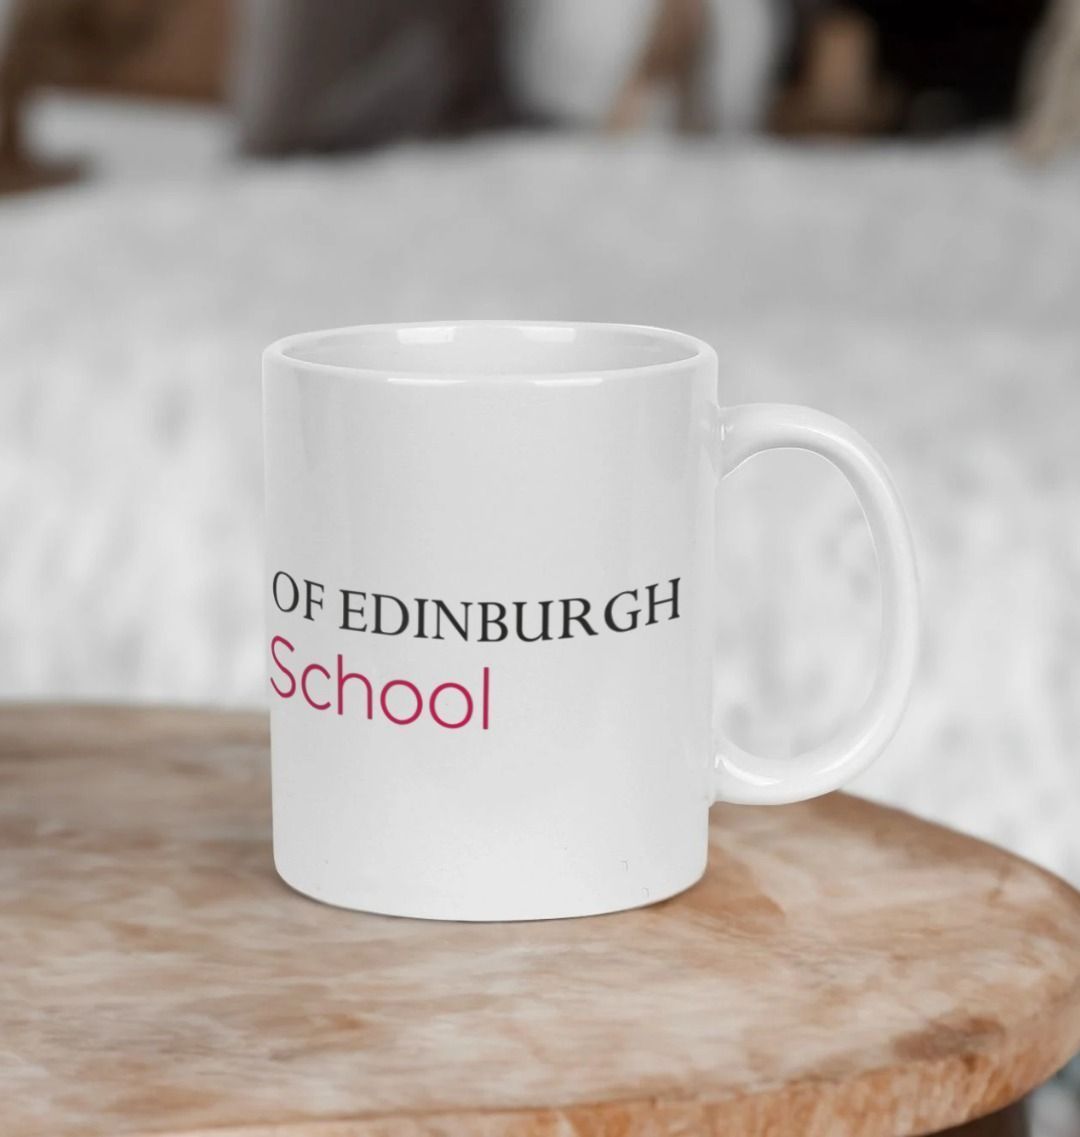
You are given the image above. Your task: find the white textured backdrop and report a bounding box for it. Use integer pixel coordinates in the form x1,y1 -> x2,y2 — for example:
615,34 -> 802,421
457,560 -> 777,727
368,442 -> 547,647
2,99 -> 1079,894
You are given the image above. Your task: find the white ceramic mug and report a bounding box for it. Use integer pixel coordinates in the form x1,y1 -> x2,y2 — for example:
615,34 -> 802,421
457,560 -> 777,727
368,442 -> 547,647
263,321 -> 918,921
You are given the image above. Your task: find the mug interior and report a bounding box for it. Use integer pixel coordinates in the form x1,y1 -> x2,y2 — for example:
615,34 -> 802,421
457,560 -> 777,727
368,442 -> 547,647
274,322 -> 705,378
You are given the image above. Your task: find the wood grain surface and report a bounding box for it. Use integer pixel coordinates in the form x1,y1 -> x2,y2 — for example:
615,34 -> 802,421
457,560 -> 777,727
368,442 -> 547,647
1,705 -> 1078,1137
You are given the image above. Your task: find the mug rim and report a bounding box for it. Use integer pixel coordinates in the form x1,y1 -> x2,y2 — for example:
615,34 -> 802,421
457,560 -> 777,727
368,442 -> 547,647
264,320 -> 715,383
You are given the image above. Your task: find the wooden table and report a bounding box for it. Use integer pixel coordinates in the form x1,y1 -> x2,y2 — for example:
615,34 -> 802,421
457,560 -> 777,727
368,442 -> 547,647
2,706 -> 1079,1137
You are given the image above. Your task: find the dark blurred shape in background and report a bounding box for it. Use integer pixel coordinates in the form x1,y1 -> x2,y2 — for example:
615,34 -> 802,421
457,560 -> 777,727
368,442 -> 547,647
232,0 -> 514,156
1,0 -> 229,190
2,0 -> 1079,188
774,0 -> 1050,136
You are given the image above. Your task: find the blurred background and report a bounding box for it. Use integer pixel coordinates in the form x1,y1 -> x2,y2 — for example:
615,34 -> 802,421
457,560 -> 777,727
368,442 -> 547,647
1,0 -> 1079,1130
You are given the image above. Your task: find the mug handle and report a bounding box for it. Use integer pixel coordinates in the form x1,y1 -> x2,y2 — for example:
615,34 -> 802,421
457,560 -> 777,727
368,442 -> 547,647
713,404 -> 919,804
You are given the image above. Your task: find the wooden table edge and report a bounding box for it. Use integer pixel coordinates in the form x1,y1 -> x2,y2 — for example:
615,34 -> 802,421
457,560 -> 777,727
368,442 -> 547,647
3,703 -> 1079,1137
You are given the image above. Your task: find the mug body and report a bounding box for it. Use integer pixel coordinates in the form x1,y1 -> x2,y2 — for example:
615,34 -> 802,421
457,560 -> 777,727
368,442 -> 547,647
263,322 -> 718,920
